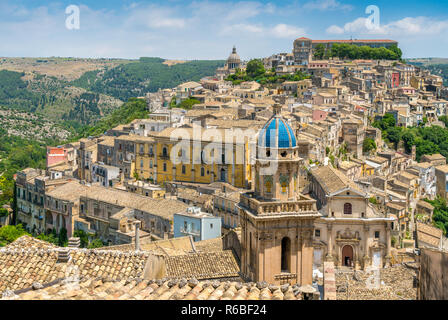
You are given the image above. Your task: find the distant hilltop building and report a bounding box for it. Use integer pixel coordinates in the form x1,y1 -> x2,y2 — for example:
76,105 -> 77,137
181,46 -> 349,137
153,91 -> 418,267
216,46 -> 242,80
293,37 -> 399,65
226,46 -> 241,70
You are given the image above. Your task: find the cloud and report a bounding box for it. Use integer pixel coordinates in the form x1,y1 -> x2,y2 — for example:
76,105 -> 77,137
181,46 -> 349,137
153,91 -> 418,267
327,16 -> 448,36
303,0 -> 352,11
220,23 -> 306,39
270,24 -> 307,38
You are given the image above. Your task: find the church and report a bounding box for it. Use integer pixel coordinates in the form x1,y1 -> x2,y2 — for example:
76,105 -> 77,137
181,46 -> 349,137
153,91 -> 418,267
238,105 -> 321,285
216,46 -> 242,80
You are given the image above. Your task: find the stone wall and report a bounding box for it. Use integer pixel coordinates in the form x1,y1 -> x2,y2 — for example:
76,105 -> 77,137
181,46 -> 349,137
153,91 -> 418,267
323,261 -> 336,300
418,248 -> 448,300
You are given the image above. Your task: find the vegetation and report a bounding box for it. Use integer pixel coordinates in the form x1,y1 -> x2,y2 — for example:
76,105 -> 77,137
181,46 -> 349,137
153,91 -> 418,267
369,197 -> 378,205
424,197 -> 448,235
0,224 -> 29,247
314,43 -> 403,61
75,98 -> 149,139
225,59 -> 311,85
175,98 -> 201,110
373,113 -> 448,161
363,138 -> 377,153
88,239 -> 105,249
0,134 -> 49,206
73,57 -> 224,101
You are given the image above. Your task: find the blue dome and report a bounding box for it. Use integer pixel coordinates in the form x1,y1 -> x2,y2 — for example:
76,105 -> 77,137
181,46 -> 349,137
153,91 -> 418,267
258,116 -> 297,148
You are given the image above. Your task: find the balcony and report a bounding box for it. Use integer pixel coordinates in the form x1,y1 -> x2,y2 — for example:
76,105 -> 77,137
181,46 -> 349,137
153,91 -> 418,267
239,193 -> 318,217
159,154 -> 170,160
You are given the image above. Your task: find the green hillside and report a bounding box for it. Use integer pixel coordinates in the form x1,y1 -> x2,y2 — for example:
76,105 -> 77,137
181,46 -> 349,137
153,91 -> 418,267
72,57 -> 225,101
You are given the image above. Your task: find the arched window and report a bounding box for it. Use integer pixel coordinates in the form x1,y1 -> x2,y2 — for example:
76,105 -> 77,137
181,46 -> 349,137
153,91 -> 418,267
162,147 -> 168,157
344,203 -> 352,214
281,237 -> 291,272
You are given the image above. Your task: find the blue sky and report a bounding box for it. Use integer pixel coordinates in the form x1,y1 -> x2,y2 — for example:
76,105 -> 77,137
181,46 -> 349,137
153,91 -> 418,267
1,0 -> 448,59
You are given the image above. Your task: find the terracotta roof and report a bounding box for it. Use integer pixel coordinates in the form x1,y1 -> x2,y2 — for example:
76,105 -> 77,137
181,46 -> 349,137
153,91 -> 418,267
165,251 -> 239,280
310,166 -> 362,195
3,278 -> 307,300
416,222 -> 442,248
0,245 -> 150,293
194,237 -> 224,253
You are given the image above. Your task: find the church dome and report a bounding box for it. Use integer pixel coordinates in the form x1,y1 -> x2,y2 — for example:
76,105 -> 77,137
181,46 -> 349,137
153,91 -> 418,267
227,46 -> 241,65
257,115 -> 297,149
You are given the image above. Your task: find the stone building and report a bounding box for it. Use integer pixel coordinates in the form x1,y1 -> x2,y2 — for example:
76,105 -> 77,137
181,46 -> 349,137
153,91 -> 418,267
342,118 -> 365,158
238,105 -> 321,285
309,165 -> 395,270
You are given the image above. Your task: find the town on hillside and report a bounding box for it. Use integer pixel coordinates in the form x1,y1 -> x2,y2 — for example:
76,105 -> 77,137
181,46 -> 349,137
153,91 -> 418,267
2,37 -> 448,301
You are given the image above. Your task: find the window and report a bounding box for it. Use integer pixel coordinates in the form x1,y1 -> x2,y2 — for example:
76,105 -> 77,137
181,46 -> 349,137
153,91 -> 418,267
281,237 -> 291,273
201,167 -> 205,177
163,163 -> 167,172
344,203 -> 352,214
315,229 -> 320,237
375,231 -> 380,239
210,223 -> 213,229
162,147 -> 168,157
182,165 -> 186,174
150,160 -> 153,168
140,160 -> 144,168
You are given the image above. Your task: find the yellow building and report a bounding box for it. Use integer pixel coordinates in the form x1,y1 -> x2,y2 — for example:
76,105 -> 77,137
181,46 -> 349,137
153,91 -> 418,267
410,76 -> 425,90
134,127 -> 252,189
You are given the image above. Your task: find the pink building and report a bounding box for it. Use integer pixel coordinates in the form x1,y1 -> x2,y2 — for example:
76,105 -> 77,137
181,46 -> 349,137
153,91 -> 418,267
46,147 -> 67,168
312,109 -> 328,121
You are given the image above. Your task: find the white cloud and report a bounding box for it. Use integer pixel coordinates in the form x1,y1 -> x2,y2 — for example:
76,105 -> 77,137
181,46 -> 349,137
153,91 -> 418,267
220,23 -> 306,39
220,23 -> 264,36
303,0 -> 352,11
327,16 -> 448,36
270,24 -> 307,38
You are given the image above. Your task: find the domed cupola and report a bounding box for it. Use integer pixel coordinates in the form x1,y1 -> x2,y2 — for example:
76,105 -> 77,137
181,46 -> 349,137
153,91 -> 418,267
227,46 -> 241,69
257,105 -> 297,149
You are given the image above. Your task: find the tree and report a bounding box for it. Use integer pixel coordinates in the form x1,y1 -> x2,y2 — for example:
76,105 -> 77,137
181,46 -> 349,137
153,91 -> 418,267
384,126 -> 402,149
178,98 -> 200,110
74,229 -> 89,248
401,131 -> 416,153
58,227 -> 68,247
0,224 -> 29,247
439,115 -> 448,127
314,44 -> 326,60
88,238 -> 104,249
363,138 -> 377,153
246,59 -> 265,78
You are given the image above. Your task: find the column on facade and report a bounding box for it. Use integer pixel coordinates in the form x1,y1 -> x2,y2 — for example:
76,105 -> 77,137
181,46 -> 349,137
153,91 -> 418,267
153,144 -> 158,181
363,224 -> 370,269
385,222 -> 392,267
51,212 -> 57,230
326,223 -> 333,260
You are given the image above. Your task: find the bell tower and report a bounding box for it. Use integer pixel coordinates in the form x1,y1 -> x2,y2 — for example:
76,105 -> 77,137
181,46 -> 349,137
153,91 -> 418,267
239,104 -> 321,285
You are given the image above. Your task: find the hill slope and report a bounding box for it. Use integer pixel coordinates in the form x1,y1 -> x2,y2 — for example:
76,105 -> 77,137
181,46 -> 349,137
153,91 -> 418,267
72,57 -> 225,101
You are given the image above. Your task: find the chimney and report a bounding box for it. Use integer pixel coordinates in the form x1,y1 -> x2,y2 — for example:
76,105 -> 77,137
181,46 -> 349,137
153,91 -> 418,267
68,237 -> 80,248
135,221 -> 141,251
57,248 -> 70,263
